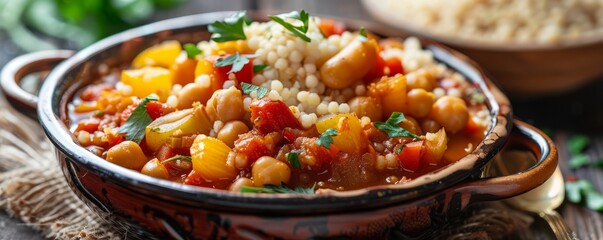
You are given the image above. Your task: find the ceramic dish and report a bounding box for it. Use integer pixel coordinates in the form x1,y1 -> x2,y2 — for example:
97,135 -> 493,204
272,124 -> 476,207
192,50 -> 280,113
1,12 -> 558,239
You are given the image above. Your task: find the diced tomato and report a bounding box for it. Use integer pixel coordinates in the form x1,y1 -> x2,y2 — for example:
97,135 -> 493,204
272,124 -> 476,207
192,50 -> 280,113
145,101 -> 164,120
283,130 -> 297,143
250,99 -> 302,134
384,57 -> 404,76
119,103 -> 137,125
318,19 -> 346,37
76,118 -> 100,133
156,144 -> 175,161
363,53 -> 385,83
212,56 -> 254,88
397,141 -> 424,172
234,135 -> 272,165
105,130 -> 124,148
79,83 -> 114,101
184,170 -> 206,186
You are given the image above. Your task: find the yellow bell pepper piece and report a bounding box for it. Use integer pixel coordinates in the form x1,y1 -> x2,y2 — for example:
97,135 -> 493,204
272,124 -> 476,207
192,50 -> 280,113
145,106 -> 212,152
315,113 -> 365,154
132,40 -> 182,69
194,58 -> 214,77
191,135 -> 237,181
121,67 -> 172,101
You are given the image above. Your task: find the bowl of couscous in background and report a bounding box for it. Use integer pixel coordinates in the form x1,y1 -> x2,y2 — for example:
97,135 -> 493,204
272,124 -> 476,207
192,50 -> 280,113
362,0 -> 603,97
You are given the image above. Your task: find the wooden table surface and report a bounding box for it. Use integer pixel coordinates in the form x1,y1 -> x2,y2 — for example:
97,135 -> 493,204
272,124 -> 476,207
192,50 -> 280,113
1,1 -> 602,239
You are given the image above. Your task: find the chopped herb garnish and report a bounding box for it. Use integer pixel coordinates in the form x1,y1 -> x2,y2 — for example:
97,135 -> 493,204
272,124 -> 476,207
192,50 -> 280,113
287,150 -> 302,169
253,64 -> 269,73
208,11 -> 248,42
470,91 -> 485,104
269,10 -> 311,42
241,183 -> 315,194
118,96 -> 158,144
215,52 -> 250,74
316,128 -> 338,149
374,112 -> 420,139
569,154 -> 590,169
396,144 -> 405,154
358,27 -> 368,42
241,82 -> 269,99
565,179 -> 603,211
151,127 -> 161,133
568,134 -> 590,155
183,43 -> 202,58
161,155 -> 192,164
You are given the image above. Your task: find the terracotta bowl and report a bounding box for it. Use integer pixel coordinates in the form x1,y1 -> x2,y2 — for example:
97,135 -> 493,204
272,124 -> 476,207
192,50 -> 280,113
362,1 -> 603,98
1,12 -> 558,239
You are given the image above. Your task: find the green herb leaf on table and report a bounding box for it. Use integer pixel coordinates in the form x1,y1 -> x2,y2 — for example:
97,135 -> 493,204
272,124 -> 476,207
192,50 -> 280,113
161,155 -> 192,164
215,52 -> 250,74
287,150 -> 302,169
241,82 -> 269,99
358,27 -> 368,42
208,11 -> 248,42
569,154 -> 590,169
316,128 -> 338,149
374,112 -> 420,139
241,183 -> 315,194
183,43 -> 202,58
565,179 -> 603,211
253,64 -> 269,73
118,95 -> 158,144
568,134 -> 590,155
269,10 -> 311,42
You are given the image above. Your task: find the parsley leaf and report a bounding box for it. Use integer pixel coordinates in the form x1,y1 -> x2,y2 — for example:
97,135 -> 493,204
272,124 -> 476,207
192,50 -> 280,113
358,27 -> 368,42
396,144 -> 405,154
374,112 -> 420,139
253,64 -> 269,73
118,96 -> 158,144
287,150 -> 302,169
241,183 -> 315,194
568,134 -> 590,155
215,52 -> 250,74
565,179 -> 603,211
569,154 -> 590,169
316,128 -> 338,149
183,43 -> 202,58
161,155 -> 192,164
269,10 -> 311,42
208,11 -> 248,42
241,82 -> 269,99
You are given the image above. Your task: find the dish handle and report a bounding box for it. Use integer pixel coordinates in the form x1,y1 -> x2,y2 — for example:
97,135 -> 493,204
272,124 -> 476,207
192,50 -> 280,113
1,50 -> 75,119
455,120 -> 558,203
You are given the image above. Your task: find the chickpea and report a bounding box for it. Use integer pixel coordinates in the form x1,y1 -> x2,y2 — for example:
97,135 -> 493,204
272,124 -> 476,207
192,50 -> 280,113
430,96 -> 468,133
406,69 -> 437,91
229,177 -> 254,192
106,141 -> 147,170
217,121 -> 250,148
252,156 -> 291,186
176,83 -> 213,109
399,116 -> 423,135
206,87 -> 245,122
421,119 -> 441,133
347,96 -> 383,121
406,88 -> 435,118
141,158 -> 169,179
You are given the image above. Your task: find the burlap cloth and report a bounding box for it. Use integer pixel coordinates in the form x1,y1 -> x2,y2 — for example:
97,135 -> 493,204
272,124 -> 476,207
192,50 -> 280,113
0,97 -> 535,239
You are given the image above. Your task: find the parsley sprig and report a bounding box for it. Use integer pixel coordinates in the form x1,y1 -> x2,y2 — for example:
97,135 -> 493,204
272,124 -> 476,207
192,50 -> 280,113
241,183 -> 316,194
215,52 -> 251,74
253,64 -> 269,73
316,128 -> 338,149
118,96 -> 158,144
358,27 -> 368,42
374,112 -> 420,139
183,43 -> 202,58
269,10 -> 311,42
208,11 -> 248,42
241,82 -> 269,99
287,150 -> 302,169
566,179 -> 603,211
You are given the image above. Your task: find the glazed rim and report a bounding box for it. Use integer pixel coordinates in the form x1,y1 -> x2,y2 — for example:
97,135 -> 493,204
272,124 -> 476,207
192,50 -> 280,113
38,12 -> 512,212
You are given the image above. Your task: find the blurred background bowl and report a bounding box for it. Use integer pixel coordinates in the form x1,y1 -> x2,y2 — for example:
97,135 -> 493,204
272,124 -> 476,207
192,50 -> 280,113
362,0 -> 603,98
